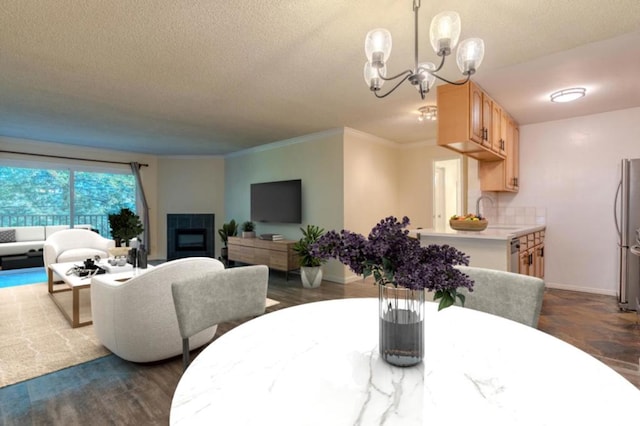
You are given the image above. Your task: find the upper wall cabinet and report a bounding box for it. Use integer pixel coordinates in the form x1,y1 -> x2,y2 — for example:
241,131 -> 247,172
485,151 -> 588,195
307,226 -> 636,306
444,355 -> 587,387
437,81 -> 503,161
438,80 -> 519,192
479,116 -> 520,192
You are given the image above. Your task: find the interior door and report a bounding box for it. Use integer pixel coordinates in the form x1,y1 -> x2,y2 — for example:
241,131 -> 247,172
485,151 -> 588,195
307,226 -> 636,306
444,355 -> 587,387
433,159 -> 461,230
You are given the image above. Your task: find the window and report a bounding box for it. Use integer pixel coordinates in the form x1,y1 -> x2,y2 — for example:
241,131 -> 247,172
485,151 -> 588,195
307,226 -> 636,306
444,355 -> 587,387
0,164 -> 136,237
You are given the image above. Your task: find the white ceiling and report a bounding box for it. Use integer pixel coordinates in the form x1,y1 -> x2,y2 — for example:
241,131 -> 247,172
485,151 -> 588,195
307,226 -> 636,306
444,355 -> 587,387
1,0 -> 639,156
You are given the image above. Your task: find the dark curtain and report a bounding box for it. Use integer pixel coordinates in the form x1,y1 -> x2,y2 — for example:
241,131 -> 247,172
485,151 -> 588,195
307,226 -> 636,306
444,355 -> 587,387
130,162 -> 150,252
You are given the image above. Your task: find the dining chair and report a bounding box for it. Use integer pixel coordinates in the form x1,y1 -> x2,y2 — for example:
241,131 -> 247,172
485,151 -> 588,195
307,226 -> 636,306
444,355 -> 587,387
455,265 -> 545,328
171,264 -> 269,370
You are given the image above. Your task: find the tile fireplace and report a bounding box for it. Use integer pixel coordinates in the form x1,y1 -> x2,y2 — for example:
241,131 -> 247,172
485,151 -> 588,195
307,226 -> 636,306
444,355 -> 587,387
167,214 -> 215,260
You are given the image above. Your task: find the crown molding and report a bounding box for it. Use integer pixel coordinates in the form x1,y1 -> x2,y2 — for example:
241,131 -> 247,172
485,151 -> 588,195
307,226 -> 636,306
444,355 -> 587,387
225,128 -> 345,158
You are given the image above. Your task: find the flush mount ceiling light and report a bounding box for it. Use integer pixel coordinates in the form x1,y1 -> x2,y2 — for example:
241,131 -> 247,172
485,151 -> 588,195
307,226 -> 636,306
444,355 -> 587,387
418,106 -> 437,121
363,0 -> 485,100
550,88 -> 586,103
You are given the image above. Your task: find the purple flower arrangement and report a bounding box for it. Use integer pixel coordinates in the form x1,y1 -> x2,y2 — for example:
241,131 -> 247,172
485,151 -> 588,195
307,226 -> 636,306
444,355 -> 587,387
310,216 -> 474,310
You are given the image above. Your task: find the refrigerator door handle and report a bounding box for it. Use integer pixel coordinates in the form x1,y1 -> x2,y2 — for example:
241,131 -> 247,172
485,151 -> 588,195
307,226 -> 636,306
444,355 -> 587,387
614,180 -> 622,243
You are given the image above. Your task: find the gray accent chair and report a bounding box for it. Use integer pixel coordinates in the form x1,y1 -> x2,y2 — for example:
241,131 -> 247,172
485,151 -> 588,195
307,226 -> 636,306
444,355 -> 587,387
172,264 -> 269,370
455,265 -> 546,328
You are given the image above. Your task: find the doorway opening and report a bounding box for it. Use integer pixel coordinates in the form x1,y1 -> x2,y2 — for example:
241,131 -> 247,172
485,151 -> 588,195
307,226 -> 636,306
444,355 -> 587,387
433,158 -> 464,229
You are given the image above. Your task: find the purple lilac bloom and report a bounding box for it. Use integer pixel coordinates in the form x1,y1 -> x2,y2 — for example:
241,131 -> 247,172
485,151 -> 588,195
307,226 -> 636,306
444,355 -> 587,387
310,216 -> 473,294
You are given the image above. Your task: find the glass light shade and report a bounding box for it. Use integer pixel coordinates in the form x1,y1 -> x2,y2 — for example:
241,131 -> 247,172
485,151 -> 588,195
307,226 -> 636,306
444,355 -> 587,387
550,88 -> 586,103
365,28 -> 392,64
429,11 -> 461,55
363,62 -> 386,89
456,38 -> 485,75
418,106 -> 437,122
416,62 -> 436,93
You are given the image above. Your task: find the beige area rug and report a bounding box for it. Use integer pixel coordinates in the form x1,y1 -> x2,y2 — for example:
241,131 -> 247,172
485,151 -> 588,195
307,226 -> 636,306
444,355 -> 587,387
0,282 -> 110,388
265,298 -> 280,308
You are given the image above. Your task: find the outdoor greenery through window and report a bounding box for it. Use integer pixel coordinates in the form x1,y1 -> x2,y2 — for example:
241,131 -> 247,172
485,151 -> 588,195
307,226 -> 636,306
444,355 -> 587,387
0,165 -> 137,238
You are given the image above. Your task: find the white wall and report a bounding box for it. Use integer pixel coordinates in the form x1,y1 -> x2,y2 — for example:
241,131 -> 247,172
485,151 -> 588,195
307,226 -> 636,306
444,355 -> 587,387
224,129 -> 345,282
397,142 -> 465,229
156,156 -> 225,259
500,107 -> 640,295
343,129 -> 402,234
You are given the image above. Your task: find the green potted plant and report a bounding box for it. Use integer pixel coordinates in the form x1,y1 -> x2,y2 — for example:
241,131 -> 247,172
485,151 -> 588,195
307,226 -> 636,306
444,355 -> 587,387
292,224 -> 326,288
218,219 -> 238,265
108,208 -> 144,247
241,221 -> 256,238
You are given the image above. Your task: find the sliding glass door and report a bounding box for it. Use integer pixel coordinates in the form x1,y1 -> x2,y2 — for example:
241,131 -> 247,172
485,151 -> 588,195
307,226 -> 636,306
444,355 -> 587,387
0,164 -> 136,237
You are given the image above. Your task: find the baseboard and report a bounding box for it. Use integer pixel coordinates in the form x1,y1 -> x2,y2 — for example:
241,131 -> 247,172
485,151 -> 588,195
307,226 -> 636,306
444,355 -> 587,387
545,281 -> 617,297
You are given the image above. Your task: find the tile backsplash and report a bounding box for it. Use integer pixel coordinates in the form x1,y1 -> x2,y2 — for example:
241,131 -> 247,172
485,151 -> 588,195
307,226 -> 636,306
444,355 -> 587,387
482,206 -> 546,226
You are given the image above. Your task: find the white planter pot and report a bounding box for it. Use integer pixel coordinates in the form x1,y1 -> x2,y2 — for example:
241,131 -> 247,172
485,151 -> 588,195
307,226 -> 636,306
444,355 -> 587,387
300,266 -> 323,288
242,231 -> 256,238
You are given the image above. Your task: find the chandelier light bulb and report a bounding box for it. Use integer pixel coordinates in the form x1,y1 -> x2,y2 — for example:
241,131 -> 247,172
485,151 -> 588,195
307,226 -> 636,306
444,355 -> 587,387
364,62 -> 387,91
429,11 -> 461,56
416,62 -> 436,93
456,38 -> 485,75
365,28 -> 392,66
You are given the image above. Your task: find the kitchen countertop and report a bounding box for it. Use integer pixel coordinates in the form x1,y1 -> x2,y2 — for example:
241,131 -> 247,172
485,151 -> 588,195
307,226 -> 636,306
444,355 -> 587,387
410,224 -> 546,241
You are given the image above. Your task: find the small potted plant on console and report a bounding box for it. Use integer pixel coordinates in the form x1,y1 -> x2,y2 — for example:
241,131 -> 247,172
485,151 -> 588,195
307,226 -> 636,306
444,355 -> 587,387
241,221 -> 256,238
292,224 -> 326,288
218,219 -> 238,266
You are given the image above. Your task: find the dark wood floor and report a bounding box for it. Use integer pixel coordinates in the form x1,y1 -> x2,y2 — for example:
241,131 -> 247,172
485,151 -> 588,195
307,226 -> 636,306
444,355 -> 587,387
1,272 -> 639,425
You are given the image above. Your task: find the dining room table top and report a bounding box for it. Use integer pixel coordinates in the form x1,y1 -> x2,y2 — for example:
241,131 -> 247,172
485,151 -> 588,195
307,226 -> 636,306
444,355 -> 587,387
170,297 -> 640,426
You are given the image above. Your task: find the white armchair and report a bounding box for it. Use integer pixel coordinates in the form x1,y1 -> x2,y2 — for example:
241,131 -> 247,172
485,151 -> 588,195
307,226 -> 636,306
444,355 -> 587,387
43,228 -> 115,279
90,257 -> 225,363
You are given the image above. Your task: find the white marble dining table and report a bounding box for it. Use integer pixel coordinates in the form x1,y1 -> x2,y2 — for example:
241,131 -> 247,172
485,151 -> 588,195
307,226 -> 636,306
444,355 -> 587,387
170,298 -> 640,425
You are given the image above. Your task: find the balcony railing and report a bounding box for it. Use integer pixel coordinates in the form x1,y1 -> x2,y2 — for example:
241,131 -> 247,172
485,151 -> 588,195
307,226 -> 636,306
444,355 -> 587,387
0,214 -> 112,238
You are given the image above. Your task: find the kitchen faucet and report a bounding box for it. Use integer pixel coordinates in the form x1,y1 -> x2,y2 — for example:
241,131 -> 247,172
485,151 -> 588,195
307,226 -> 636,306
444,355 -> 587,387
475,195 -> 494,218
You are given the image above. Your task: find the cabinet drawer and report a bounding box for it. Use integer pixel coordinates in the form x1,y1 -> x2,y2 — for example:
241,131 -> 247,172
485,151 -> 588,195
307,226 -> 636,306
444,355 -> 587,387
270,251 -> 289,270
228,237 -> 254,248
519,236 -> 529,252
229,246 -> 254,263
228,245 -> 242,260
253,248 -> 270,265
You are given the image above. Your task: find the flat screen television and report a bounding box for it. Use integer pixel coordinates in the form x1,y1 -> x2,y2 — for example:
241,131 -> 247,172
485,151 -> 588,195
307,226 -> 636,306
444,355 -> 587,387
251,179 -> 302,223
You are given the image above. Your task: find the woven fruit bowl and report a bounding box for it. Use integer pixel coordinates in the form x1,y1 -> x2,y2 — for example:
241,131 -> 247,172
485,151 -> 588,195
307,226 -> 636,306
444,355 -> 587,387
449,218 -> 488,231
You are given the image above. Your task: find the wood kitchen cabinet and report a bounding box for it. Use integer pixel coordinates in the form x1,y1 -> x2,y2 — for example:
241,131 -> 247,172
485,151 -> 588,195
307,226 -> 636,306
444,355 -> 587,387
518,231 -> 544,278
437,81 -> 504,161
491,103 -> 508,157
534,230 -> 545,279
519,235 -> 531,276
479,114 -> 520,192
438,80 -> 519,192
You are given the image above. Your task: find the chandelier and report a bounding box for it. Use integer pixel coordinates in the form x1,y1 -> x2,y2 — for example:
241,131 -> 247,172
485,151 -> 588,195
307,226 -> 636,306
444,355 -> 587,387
418,106 -> 437,121
363,0 -> 485,100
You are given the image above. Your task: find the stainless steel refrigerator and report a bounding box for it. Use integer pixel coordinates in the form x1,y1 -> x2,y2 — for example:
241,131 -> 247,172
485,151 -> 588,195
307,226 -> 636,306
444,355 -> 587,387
614,158 -> 640,311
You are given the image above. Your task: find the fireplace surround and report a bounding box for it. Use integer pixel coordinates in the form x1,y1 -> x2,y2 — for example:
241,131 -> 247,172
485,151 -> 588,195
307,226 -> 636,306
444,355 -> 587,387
167,214 -> 215,260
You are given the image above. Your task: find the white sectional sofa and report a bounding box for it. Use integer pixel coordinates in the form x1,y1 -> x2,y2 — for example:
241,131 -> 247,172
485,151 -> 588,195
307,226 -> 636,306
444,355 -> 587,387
0,225 -> 93,269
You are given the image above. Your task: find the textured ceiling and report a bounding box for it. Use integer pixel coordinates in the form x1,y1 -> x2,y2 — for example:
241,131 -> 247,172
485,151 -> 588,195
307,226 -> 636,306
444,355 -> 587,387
1,0 -> 639,155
